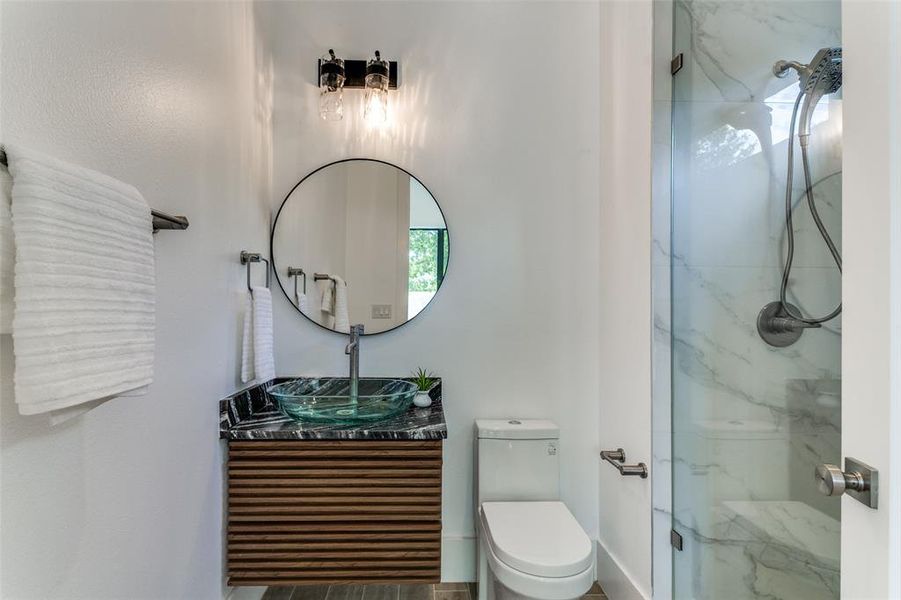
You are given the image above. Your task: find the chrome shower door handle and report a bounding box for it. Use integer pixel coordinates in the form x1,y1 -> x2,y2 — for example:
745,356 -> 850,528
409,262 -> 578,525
815,457 -> 878,508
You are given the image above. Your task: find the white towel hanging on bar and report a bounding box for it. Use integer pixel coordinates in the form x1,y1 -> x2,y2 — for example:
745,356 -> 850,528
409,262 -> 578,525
5,144 -> 155,416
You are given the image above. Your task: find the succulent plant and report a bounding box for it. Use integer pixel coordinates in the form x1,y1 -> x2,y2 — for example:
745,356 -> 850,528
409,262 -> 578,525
411,367 -> 436,392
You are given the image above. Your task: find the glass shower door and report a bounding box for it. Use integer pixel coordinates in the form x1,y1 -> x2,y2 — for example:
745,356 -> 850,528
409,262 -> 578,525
670,1 -> 843,598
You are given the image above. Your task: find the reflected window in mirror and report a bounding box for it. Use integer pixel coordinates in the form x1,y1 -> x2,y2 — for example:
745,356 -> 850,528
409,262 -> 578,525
409,229 -> 448,319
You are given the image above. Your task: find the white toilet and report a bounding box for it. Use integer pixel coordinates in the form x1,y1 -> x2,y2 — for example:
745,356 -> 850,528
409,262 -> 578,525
475,419 -> 593,600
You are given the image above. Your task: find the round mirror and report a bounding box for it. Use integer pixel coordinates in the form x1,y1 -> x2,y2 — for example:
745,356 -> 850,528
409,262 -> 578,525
272,159 -> 449,335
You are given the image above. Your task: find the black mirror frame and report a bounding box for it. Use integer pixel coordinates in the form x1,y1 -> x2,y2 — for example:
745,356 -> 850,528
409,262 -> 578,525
270,158 -> 450,336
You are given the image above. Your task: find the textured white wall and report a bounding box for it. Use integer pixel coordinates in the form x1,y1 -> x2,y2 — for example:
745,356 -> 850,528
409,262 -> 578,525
841,2 -> 901,597
0,2 -> 272,598
597,1 -> 654,598
255,0 -> 601,578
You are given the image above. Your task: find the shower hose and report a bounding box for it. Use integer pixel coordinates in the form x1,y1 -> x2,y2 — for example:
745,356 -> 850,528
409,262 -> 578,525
780,91 -> 842,325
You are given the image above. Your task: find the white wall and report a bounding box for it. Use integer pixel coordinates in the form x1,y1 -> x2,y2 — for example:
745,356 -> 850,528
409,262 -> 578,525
275,165 -> 348,320
254,0 -> 601,580
344,162 -> 410,331
0,2 -> 272,598
597,1 -> 654,598
841,2 -> 901,597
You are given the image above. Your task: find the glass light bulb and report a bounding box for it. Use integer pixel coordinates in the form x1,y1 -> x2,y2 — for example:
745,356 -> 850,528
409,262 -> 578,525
319,50 -> 345,121
320,87 -> 344,121
363,51 -> 390,126
363,85 -> 388,126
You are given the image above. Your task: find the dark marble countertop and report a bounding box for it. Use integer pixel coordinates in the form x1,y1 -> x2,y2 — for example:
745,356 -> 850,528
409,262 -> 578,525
219,377 -> 447,440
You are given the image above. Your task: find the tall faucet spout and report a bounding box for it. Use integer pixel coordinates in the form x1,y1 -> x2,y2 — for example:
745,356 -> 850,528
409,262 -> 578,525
346,324 -> 364,400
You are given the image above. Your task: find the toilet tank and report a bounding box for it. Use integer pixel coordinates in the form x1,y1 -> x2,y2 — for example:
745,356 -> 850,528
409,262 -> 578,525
475,419 -> 560,505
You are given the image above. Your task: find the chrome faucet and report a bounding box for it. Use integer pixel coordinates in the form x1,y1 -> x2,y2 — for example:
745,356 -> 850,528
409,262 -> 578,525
345,324 -> 364,398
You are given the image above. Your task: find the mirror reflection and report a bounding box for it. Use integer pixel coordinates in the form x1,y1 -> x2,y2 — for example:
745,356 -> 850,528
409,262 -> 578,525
272,160 -> 449,335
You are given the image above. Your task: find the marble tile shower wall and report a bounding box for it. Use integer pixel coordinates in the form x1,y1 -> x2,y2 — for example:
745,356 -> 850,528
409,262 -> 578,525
669,2 -> 841,599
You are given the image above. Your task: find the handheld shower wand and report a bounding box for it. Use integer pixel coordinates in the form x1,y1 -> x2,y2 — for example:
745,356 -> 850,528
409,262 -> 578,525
758,48 -> 843,347
797,47 -> 843,147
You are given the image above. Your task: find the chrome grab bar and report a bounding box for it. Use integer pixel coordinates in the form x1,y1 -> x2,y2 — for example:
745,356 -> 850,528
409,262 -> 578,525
600,448 -> 648,478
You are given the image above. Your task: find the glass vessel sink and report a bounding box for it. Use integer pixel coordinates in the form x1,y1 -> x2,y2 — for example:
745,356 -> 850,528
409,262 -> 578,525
268,377 -> 418,424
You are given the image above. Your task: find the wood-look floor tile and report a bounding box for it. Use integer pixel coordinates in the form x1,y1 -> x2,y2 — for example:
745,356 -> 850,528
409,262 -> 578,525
292,585 -> 330,600
433,591 -> 468,600
263,587 -> 297,600
326,585 -> 365,600
398,584 -> 434,600
363,585 -> 400,600
434,583 -> 468,591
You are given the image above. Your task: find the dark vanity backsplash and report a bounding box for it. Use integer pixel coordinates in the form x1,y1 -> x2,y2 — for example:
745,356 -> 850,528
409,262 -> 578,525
219,377 -> 446,441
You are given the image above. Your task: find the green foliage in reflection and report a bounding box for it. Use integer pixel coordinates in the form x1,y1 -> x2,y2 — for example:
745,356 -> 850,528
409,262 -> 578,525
409,229 -> 447,292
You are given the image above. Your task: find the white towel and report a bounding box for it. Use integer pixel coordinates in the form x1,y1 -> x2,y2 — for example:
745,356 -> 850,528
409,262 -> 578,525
333,275 -> 349,334
240,290 -> 255,383
296,291 -> 308,313
318,278 -> 334,314
6,144 -> 154,415
252,286 -> 275,381
241,286 -> 274,383
0,165 -> 14,334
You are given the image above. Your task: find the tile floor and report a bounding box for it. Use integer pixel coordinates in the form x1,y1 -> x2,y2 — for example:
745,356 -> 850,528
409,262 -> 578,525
262,582 -> 608,600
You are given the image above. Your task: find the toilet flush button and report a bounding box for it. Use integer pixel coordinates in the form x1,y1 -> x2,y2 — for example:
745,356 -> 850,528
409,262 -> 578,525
548,443 -> 557,455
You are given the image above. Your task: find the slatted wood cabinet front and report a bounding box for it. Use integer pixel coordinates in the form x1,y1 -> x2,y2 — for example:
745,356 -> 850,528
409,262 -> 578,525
227,440 -> 443,586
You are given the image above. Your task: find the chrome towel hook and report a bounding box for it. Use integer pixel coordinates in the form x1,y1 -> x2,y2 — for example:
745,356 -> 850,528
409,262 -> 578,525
240,251 -> 270,291
287,267 -> 306,295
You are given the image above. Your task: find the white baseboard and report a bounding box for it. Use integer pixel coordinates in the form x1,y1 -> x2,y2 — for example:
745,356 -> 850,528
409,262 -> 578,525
441,535 -> 477,582
226,586 -> 266,600
596,540 -> 649,600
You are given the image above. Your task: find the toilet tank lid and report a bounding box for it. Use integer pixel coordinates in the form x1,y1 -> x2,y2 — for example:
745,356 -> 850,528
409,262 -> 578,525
475,419 -> 559,440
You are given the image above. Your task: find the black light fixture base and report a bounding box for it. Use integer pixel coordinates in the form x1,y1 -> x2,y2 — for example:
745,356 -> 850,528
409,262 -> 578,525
317,59 -> 399,89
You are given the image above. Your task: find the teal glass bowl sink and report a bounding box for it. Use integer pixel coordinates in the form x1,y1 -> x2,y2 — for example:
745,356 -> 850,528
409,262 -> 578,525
268,377 -> 418,424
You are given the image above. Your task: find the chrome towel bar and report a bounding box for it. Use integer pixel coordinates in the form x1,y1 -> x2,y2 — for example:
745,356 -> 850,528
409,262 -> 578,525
600,448 -> 648,478
0,149 -> 189,233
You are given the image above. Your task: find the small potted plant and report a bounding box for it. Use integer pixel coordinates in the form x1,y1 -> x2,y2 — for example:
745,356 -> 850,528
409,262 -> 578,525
411,367 -> 436,408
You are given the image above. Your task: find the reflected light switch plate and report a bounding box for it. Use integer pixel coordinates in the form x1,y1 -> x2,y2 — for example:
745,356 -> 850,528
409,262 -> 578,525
371,304 -> 392,319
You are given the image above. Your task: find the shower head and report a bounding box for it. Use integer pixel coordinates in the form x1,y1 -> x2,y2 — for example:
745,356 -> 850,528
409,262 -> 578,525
798,47 -> 842,144
799,47 -> 843,96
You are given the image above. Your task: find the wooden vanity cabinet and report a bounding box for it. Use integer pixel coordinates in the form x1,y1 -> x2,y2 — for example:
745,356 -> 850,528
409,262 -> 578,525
226,439 -> 443,586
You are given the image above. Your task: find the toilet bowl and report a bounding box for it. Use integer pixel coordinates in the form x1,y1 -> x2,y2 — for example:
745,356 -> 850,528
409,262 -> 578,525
479,501 -> 593,600
474,420 -> 593,600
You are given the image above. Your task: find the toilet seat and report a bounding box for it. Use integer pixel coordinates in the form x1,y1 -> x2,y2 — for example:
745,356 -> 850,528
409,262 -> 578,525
481,501 -> 593,577
479,501 -> 594,600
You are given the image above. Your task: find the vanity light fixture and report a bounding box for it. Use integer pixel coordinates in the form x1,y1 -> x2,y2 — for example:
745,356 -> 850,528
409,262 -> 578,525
363,51 -> 390,126
316,50 -> 398,124
318,49 -> 345,121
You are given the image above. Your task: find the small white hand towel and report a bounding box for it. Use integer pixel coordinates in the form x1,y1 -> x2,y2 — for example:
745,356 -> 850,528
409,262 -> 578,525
240,290 -> 255,383
0,164 -> 14,334
318,278 -> 334,314
332,275 -> 350,334
251,286 -> 275,382
6,144 -> 155,415
296,292 -> 308,313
